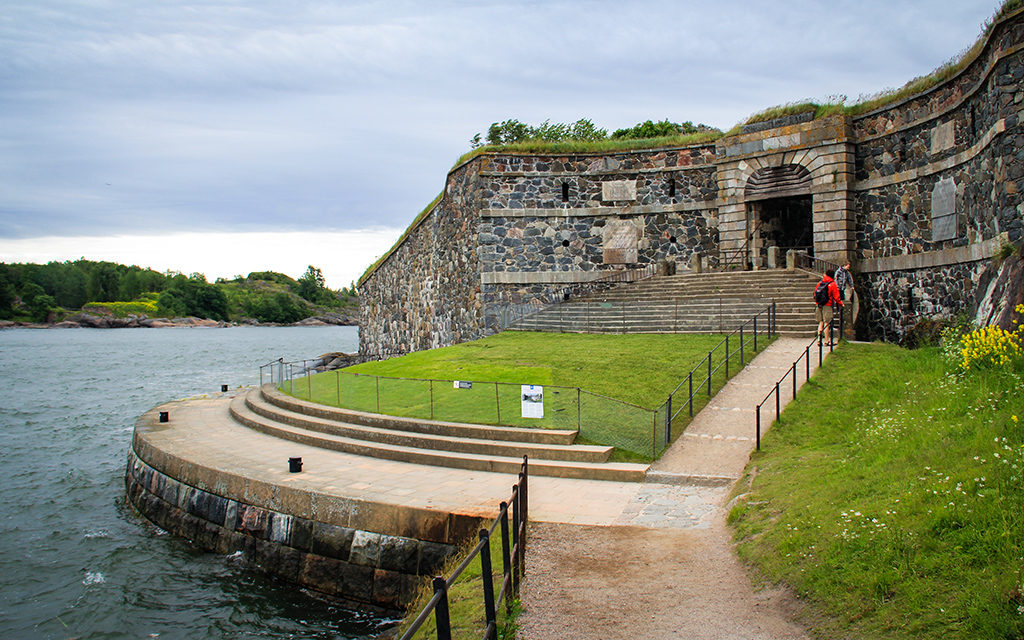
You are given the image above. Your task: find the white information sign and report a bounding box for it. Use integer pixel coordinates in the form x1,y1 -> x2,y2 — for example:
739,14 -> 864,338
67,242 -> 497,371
521,384 -> 544,419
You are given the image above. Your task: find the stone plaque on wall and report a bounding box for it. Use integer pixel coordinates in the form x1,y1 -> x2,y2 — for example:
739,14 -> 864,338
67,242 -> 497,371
931,121 -> 955,155
603,219 -> 639,264
931,177 -> 957,242
602,180 -> 637,202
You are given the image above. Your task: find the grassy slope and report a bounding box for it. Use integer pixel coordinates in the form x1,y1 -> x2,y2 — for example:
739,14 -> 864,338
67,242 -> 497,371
729,342 -> 1024,639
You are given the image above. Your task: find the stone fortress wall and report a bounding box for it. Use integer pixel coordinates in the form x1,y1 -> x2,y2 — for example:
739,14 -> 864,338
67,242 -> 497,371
360,7 -> 1024,353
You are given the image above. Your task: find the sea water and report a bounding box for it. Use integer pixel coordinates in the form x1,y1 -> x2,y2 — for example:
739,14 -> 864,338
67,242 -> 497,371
0,325 -> 396,639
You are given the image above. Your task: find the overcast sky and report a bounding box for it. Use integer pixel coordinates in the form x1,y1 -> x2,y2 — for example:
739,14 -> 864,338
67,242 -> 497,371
0,0 -> 1001,287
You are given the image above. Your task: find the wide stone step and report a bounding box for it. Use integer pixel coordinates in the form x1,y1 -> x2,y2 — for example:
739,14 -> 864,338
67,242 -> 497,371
244,387 -> 611,463
229,394 -> 648,482
261,384 -> 576,445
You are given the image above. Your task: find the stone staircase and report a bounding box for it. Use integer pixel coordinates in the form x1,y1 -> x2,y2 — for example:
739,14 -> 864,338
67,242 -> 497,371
228,384 -> 650,482
509,269 -> 822,335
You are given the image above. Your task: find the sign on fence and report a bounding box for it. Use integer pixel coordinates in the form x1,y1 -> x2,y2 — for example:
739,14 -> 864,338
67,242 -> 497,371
521,385 -> 544,419
453,380 -> 473,389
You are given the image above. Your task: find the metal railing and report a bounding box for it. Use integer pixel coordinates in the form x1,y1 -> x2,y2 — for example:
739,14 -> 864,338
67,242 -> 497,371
660,304 -> 777,449
494,263 -> 659,331
791,250 -> 841,275
754,312 -> 843,450
261,305 -> 777,459
508,296 -> 768,335
399,457 -> 528,640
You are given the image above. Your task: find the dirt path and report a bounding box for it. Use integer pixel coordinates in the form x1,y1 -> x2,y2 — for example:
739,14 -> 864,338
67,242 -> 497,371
518,515 -> 811,640
517,338 -> 822,638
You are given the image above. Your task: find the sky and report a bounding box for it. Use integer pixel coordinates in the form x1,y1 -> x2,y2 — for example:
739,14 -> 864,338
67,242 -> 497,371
0,0 -> 1003,289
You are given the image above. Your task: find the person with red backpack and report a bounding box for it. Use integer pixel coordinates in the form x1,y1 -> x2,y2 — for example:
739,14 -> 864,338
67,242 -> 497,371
814,269 -> 843,345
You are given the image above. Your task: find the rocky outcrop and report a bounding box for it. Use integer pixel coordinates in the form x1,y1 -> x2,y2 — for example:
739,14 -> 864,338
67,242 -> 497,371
0,311 -> 358,329
974,253 -> 1024,331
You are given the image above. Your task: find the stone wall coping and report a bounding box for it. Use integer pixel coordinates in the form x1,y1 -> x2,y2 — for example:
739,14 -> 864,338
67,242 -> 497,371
859,233 -> 1009,273
481,201 -> 716,218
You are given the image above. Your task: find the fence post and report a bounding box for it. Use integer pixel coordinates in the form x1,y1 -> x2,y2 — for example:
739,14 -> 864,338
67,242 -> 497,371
792,362 -> 797,399
577,388 -> 581,432
336,370 -> 340,407
433,576 -> 452,640
775,382 -> 781,422
430,380 -> 434,421
707,352 -> 712,396
376,376 -> 380,414
479,529 -> 497,637
688,372 -> 693,417
500,500 -> 511,615
511,486 -> 521,597
307,361 -> 312,399
665,396 -> 672,448
495,382 -> 501,425
806,345 -> 810,380
756,404 -> 761,451
754,316 -> 758,352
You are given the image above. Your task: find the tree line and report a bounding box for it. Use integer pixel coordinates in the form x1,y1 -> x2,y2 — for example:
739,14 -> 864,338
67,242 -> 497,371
469,118 -> 720,148
0,260 -> 356,324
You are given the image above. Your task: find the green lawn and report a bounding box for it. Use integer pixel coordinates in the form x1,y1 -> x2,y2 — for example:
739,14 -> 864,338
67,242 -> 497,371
284,330 -> 773,459
729,342 -> 1024,639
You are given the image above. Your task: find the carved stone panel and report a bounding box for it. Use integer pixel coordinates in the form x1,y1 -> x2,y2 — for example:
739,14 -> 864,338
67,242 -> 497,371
602,180 -> 637,202
603,219 -> 639,264
931,177 -> 957,242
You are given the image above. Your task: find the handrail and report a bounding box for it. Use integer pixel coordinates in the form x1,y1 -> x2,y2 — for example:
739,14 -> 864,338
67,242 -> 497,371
497,263 -> 659,330
753,312 -> 843,450
660,303 -> 777,450
792,250 -> 841,275
398,456 -> 528,640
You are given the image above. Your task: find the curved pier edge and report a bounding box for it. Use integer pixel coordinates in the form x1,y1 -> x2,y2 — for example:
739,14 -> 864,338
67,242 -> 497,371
124,421 -> 486,613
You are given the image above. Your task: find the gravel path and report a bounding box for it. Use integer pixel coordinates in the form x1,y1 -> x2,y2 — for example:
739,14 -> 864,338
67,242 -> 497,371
517,337 -> 823,638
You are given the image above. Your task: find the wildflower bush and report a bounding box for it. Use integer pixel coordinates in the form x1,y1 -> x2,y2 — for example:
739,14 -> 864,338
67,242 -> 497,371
942,304 -> 1024,373
729,342 -> 1024,640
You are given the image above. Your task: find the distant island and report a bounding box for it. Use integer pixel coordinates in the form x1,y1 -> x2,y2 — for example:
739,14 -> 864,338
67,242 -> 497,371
0,260 -> 358,329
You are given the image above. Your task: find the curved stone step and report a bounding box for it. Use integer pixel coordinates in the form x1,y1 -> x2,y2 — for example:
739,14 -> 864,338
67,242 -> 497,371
244,388 -> 612,463
261,384 -> 577,446
229,394 -> 648,482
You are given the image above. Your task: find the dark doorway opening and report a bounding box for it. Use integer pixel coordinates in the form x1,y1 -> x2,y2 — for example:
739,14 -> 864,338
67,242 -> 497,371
756,196 -> 813,255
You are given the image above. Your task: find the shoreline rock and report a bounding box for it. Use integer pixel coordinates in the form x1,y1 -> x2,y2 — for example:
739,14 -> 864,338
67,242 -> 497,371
0,313 -> 358,330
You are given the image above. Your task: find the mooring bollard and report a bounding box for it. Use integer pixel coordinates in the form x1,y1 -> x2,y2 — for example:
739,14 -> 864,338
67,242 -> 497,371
159,411 -> 169,423
288,457 -> 303,473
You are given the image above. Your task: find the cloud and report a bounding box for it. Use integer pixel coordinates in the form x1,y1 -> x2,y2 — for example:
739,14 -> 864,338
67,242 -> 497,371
0,0 -> 1001,274
0,229 -> 404,288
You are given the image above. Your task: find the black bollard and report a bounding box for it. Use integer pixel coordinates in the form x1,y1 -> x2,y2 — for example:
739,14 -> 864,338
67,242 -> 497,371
288,457 -> 303,473
159,411 -> 169,423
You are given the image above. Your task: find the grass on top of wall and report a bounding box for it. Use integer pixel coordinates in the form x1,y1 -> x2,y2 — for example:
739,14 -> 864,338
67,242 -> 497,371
728,341 -> 1024,639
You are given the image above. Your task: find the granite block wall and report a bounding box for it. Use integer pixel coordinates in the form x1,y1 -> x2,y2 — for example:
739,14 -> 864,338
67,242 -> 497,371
125,450 -> 458,612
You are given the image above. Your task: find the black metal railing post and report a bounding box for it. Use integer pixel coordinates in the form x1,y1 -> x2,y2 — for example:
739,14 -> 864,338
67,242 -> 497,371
433,576 -> 451,640
707,352 -> 712,396
756,404 -> 761,451
688,372 -> 693,417
479,529 -> 497,639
